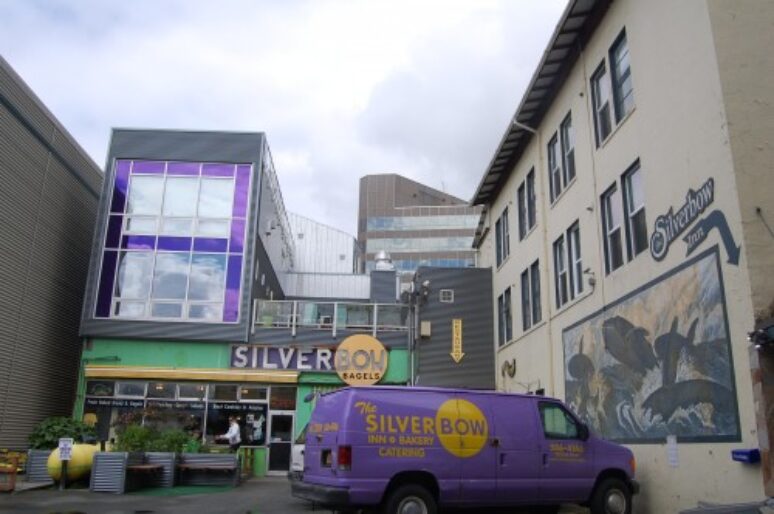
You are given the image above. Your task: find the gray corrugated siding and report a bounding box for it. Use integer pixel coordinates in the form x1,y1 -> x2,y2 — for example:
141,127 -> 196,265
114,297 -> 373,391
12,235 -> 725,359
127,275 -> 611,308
415,267 -> 495,389
250,326 -> 408,348
80,129 -> 266,343
0,57 -> 103,450
26,450 -> 54,483
144,452 -> 175,488
369,270 -> 397,303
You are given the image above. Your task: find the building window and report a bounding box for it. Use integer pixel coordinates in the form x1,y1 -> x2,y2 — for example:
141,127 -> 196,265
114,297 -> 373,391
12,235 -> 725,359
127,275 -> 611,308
601,184 -> 624,274
521,260 -> 541,331
567,222 -> 583,299
622,161 -> 647,259
498,288 -> 513,346
517,169 -> 536,240
554,222 -> 583,309
439,289 -> 455,303
549,112 -> 575,203
495,207 -> 510,267
610,30 -> 634,122
553,236 -> 568,309
591,63 -> 612,146
560,113 -> 575,185
548,135 -> 561,202
591,28 -> 634,147
95,160 -> 251,323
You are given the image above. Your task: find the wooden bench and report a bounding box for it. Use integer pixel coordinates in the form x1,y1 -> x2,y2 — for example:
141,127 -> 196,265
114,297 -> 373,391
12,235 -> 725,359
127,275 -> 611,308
127,463 -> 163,474
176,453 -> 240,487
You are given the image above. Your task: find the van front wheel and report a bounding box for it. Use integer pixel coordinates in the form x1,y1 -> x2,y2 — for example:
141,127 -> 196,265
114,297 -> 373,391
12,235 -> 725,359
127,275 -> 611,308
590,478 -> 632,514
382,484 -> 437,514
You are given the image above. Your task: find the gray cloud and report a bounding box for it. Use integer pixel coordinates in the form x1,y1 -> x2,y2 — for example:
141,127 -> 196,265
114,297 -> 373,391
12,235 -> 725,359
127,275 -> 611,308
0,0 -> 566,235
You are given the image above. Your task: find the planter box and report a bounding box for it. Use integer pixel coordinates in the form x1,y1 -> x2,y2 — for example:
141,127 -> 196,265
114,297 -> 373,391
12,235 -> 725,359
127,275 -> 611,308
25,450 -> 53,484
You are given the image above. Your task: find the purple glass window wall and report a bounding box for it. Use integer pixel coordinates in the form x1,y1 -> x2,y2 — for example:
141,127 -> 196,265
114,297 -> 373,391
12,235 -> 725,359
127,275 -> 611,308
95,160 -> 252,323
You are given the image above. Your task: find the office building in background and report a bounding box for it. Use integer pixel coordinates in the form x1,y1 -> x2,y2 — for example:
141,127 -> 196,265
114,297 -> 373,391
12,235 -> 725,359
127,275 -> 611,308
357,173 -> 481,278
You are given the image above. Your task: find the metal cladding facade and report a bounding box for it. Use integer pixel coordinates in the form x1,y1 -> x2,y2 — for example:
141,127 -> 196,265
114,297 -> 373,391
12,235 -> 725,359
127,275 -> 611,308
79,129 -> 277,343
0,56 -> 103,448
414,267 -> 495,389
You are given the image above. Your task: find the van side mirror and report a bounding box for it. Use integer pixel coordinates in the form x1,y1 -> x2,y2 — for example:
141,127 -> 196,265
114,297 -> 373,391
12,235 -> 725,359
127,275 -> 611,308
578,423 -> 590,441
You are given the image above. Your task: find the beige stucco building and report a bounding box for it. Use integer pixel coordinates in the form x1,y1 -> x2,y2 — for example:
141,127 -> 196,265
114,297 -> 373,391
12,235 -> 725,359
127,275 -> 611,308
472,0 -> 774,511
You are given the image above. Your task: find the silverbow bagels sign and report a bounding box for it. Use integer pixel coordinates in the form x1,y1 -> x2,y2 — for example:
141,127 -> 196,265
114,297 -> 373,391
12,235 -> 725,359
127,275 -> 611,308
230,335 -> 389,386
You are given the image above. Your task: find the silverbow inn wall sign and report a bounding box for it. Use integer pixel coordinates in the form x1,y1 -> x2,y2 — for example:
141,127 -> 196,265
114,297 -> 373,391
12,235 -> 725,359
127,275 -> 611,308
650,178 -> 715,261
649,177 -> 740,265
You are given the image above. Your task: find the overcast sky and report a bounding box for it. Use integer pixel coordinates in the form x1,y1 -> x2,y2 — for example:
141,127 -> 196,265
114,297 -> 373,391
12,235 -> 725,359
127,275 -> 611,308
1,0 -> 566,235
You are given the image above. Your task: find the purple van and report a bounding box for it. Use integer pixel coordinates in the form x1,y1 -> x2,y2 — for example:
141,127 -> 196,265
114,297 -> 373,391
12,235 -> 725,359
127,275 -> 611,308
292,386 -> 638,514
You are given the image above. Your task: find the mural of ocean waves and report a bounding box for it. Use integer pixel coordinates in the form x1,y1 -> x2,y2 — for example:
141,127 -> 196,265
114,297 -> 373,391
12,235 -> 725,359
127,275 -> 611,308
563,248 -> 740,443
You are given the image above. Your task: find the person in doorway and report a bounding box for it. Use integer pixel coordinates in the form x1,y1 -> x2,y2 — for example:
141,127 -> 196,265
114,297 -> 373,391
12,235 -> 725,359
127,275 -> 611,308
217,416 -> 242,452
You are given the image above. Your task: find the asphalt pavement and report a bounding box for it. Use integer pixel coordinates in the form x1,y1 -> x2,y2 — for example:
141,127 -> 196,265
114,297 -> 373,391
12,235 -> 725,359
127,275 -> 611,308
0,477 -> 588,514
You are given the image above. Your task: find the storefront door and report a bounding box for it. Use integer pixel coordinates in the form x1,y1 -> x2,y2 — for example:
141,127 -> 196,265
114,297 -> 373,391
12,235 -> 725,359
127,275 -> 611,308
267,411 -> 294,475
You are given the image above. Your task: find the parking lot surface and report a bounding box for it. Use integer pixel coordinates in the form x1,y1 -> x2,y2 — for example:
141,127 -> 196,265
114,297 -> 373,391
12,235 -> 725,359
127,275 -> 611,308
0,477 -> 587,514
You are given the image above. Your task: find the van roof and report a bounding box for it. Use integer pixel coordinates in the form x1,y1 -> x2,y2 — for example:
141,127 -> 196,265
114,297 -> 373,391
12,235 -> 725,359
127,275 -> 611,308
319,385 -> 559,401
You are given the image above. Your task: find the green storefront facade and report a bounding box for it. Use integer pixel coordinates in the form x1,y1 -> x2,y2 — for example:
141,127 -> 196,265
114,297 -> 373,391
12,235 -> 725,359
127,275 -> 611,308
76,338 -> 408,476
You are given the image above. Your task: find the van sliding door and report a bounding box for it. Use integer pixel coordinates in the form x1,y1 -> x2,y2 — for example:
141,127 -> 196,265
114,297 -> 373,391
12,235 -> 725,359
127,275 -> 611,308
492,397 -> 542,504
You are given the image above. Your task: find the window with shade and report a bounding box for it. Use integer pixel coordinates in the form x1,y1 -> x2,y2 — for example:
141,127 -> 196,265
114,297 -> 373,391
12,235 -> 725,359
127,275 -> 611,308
622,161 -> 647,259
94,160 -> 252,323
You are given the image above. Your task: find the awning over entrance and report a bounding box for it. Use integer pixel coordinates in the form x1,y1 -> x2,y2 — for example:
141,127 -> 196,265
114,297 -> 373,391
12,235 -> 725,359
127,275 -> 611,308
85,365 -> 299,383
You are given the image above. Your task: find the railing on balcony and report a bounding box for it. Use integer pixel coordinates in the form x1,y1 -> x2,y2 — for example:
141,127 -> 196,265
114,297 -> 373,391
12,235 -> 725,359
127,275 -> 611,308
252,300 -> 409,337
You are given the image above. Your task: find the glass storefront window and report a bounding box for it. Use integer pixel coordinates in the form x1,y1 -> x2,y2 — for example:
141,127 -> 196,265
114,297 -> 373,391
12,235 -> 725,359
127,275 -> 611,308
209,384 -> 238,401
240,386 -> 267,401
178,383 -> 207,400
147,382 -> 176,399
84,381 -> 292,449
85,380 -> 114,397
270,387 -> 296,410
116,382 -> 146,397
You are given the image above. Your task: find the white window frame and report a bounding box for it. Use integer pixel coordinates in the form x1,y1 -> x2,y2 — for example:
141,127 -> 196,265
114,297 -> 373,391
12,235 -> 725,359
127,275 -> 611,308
521,260 -> 541,331
622,162 -> 647,259
553,236 -> 569,309
591,62 -> 613,146
560,112 -> 575,185
568,223 -> 583,299
495,207 -> 510,266
601,184 -> 624,274
497,288 -> 512,347
610,29 -> 634,122
547,135 -> 562,202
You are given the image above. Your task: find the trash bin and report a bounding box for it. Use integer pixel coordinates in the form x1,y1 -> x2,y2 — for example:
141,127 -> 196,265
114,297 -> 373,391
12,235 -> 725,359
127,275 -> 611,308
0,456 -> 18,492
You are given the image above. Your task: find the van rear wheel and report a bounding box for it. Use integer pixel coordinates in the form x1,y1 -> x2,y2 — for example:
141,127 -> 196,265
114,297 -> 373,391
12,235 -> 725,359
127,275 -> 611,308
382,484 -> 437,514
590,478 -> 632,514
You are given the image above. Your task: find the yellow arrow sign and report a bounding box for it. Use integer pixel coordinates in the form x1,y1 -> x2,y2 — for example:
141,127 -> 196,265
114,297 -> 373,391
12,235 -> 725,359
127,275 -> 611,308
451,318 -> 464,363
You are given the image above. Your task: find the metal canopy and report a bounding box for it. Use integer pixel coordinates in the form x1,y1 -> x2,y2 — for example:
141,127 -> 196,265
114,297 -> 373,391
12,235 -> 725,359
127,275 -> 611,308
471,0 -> 610,208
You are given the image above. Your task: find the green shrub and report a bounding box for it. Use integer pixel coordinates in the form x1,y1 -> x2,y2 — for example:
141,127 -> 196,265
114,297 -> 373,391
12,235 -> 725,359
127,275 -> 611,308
149,429 -> 190,453
28,417 -> 97,450
114,425 -> 156,452
114,426 -> 191,453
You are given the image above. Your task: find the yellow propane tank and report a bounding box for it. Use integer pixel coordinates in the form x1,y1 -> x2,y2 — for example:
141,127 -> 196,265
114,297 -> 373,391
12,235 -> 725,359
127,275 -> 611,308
47,444 -> 99,481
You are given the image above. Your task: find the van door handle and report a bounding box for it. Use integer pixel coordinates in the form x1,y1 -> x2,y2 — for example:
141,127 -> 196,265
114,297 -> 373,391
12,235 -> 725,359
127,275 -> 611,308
542,453 -> 548,466
500,453 -> 505,466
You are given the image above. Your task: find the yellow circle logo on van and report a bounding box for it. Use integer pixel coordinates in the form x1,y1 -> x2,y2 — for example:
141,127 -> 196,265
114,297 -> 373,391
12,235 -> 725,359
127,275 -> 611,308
335,335 -> 389,386
435,399 -> 488,458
